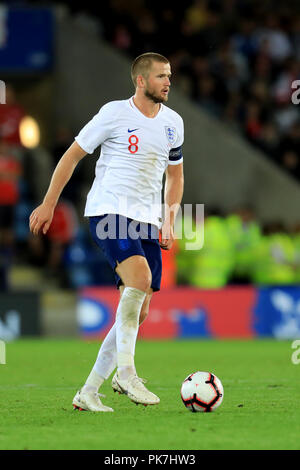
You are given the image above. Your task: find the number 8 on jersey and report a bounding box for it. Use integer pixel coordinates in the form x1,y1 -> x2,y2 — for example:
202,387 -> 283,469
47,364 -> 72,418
128,134 -> 139,154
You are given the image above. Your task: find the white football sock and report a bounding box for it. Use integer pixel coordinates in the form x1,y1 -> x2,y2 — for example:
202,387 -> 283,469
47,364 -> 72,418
83,287 -> 146,389
93,323 -> 117,380
82,368 -> 105,394
82,323 -> 117,395
115,287 -> 146,380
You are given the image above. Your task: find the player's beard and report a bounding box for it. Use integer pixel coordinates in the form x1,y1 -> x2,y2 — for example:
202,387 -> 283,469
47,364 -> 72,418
144,86 -> 167,104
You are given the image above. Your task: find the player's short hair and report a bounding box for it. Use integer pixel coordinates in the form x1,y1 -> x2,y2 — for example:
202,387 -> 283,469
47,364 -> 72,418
131,52 -> 170,87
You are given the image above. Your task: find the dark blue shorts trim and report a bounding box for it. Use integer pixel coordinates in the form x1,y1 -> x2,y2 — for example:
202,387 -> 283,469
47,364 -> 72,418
89,214 -> 162,292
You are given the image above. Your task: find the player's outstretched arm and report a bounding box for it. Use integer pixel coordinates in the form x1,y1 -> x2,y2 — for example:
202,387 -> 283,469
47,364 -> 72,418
29,141 -> 87,236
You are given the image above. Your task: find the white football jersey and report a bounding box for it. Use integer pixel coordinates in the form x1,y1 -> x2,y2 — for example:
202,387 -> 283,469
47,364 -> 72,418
75,97 -> 184,228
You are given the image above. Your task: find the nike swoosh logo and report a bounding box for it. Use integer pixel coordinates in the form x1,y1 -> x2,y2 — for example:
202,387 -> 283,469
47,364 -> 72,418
128,128 -> 139,133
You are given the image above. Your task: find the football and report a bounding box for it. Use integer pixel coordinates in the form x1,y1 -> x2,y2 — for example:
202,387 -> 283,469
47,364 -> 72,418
180,371 -> 224,412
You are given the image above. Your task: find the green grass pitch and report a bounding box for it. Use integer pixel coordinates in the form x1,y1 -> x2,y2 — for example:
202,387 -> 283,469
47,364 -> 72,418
0,338 -> 299,450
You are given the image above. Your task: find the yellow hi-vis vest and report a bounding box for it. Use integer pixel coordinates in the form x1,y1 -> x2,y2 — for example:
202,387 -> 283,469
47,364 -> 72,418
190,216 -> 234,288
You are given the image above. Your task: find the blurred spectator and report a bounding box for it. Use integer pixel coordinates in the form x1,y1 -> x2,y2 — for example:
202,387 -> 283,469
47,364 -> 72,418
175,212 -> 199,286
278,120 -> 300,158
0,84 -> 25,150
272,58 -> 300,105
222,92 -> 243,132
273,102 -> 299,135
251,221 -> 295,285
27,200 -> 78,287
253,13 -> 293,64
275,119 -> 300,179
195,74 -> 220,116
252,52 -> 273,83
0,141 -> 22,289
184,0 -> 209,34
134,10 -> 159,54
112,24 -> 132,52
230,16 -> 258,59
44,200 -> 78,284
250,79 -> 270,106
243,99 -> 264,143
187,209 -> 234,289
211,39 -> 249,92
292,222 -> 300,283
63,225 -> 115,288
291,16 -> 300,60
157,8 -> 183,56
226,206 -> 262,283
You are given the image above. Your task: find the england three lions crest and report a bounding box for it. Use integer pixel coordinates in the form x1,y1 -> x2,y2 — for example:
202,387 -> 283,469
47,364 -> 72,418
165,126 -> 177,146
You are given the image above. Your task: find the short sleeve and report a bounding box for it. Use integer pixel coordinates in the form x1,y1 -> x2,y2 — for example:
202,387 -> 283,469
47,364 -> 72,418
74,102 -> 116,154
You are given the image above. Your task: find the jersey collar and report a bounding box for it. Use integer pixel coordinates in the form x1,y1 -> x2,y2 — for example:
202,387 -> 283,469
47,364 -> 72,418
129,97 -> 163,119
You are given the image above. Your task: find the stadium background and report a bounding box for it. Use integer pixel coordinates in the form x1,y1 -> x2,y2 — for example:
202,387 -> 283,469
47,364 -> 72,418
0,0 -> 300,342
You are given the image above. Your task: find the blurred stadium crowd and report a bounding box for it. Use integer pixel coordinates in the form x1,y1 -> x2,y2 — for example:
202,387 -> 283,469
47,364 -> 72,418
0,0 -> 300,291
64,0 -> 300,181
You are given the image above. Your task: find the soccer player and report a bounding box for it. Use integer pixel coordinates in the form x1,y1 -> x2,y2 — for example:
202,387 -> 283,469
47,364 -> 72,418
29,52 -> 184,412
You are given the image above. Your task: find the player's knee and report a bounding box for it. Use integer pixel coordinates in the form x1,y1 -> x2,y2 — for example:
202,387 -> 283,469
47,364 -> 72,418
118,256 -> 152,292
123,271 -> 151,292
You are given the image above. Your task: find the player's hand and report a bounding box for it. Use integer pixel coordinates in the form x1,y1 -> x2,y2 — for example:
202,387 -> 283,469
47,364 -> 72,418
29,202 -> 54,236
159,221 -> 174,250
